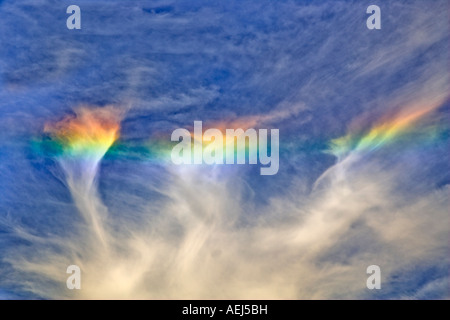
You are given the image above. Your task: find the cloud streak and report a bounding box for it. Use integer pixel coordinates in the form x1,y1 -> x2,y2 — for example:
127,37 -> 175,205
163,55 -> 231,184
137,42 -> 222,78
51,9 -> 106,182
0,0 -> 448,299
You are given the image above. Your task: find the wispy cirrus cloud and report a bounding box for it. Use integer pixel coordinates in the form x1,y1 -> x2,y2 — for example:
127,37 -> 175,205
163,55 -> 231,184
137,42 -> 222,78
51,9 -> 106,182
0,0 -> 448,299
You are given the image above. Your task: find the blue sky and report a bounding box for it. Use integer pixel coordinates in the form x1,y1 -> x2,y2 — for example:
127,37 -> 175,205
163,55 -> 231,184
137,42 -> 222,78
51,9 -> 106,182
0,0 -> 448,299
